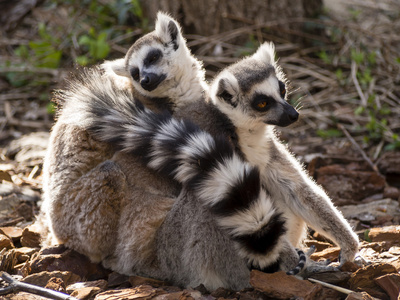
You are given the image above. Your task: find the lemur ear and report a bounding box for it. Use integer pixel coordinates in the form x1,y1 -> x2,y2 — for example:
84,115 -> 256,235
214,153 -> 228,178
101,58 -> 130,78
216,78 -> 238,108
155,12 -> 182,51
253,42 -> 276,65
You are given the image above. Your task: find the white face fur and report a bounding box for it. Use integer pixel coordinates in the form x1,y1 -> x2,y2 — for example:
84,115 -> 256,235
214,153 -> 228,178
211,42 -> 299,128
104,12 -> 193,99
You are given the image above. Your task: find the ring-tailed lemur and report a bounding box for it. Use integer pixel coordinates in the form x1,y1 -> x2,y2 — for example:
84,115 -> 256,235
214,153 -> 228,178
85,42 -> 359,273
40,12 -> 305,287
40,12 -> 205,264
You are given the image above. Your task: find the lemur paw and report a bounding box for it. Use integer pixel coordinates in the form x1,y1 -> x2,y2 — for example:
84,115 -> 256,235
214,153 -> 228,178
338,247 -> 359,267
294,246 -> 338,278
286,249 -> 306,275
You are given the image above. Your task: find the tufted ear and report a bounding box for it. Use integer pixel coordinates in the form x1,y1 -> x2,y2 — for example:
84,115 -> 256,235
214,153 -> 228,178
252,42 -> 276,65
101,58 -> 130,78
155,12 -> 183,51
216,77 -> 239,108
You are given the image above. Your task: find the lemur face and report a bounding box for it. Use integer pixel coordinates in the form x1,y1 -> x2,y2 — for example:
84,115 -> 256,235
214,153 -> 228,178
103,12 -> 188,99
212,42 -> 299,128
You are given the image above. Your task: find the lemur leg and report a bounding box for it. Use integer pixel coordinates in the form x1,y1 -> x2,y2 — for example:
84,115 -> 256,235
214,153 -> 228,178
48,159 -> 126,263
101,153 -> 179,276
154,189 -> 253,291
267,141 -> 359,265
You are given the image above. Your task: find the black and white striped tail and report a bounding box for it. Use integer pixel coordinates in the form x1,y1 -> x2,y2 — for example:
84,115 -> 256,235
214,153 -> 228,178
286,249 -> 306,275
68,66 -> 288,269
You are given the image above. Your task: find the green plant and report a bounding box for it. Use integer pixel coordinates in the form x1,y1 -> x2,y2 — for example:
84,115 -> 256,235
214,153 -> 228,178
316,129 -> 343,139
76,29 -> 110,66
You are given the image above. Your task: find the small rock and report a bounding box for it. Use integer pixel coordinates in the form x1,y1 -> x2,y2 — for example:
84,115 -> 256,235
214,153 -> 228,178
0,233 -> 14,249
340,199 -> 400,223
210,287 -> 236,298
107,272 -> 130,288
156,290 -> 202,300
349,263 -> 397,299
2,291 -> 50,299
95,285 -> 166,300
71,287 -> 102,300
15,202 -> 34,221
14,247 -> 39,263
345,291 -> 379,300
340,261 -> 361,273
378,151 -> 400,175
315,164 -> 385,205
21,271 -> 81,287
129,275 -> 168,288
0,170 -> 12,182
0,226 -> 23,242
29,247 -> 109,280
5,132 -> 49,163
383,186 -> 400,200
368,225 -> 400,244
308,271 -> 351,285
310,246 -> 341,262
20,224 -> 41,248
66,280 -> 108,294
250,270 -> 323,299
374,273 -> 400,300
0,248 -> 18,273
45,277 -> 66,293
0,193 -> 21,218
304,240 -> 333,252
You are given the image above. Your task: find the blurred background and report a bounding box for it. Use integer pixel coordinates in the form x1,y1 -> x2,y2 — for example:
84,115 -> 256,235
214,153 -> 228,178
0,0 -> 399,211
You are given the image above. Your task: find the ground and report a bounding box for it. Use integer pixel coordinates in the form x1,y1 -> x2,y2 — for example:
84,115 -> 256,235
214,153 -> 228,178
0,1 -> 399,299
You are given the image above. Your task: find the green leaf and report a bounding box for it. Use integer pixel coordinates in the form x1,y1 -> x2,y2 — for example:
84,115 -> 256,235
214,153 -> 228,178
354,106 -> 365,115
46,102 -> 56,115
76,55 -> 90,66
351,49 -> 365,65
37,51 -> 62,68
316,129 -> 343,139
78,35 -> 92,46
14,45 -> 29,59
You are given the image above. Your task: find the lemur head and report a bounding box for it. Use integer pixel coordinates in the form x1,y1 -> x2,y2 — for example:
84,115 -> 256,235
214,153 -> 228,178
211,42 -> 299,128
103,12 -> 205,100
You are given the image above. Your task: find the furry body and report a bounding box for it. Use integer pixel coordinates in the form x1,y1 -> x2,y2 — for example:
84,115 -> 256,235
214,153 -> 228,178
42,13 -> 295,289
85,42 -> 359,281
41,13 -> 358,290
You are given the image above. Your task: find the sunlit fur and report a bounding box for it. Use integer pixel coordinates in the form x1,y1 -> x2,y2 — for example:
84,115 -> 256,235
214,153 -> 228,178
209,43 -> 359,262
39,13 -> 297,291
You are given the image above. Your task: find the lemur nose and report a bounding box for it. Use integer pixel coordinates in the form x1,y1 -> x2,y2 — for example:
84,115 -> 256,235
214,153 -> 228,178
289,111 -> 299,121
141,75 -> 151,85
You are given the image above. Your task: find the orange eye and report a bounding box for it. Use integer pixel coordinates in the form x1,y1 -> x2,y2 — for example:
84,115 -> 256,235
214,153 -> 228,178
280,87 -> 286,96
257,101 -> 267,109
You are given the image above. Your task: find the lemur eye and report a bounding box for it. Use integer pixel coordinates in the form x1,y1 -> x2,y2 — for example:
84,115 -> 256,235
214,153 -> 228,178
149,53 -> 160,63
130,68 -> 140,81
279,81 -> 286,98
257,102 -> 267,109
252,94 -> 274,111
145,49 -> 162,65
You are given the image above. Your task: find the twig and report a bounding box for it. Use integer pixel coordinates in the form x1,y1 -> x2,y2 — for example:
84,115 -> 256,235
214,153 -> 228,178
308,278 -> 353,294
0,272 -> 78,300
337,124 -> 379,173
0,66 -> 61,77
351,61 -> 367,107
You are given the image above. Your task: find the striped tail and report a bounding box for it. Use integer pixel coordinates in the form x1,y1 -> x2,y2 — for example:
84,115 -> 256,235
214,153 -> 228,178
68,66 -> 288,269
